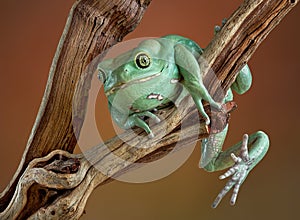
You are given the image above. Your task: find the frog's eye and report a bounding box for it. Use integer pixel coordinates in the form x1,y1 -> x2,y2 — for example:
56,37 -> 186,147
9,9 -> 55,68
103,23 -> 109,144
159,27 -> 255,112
135,53 -> 151,69
97,68 -> 107,83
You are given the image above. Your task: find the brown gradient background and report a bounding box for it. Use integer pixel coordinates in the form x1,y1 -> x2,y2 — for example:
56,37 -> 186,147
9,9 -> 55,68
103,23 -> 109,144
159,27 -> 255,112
0,0 -> 299,219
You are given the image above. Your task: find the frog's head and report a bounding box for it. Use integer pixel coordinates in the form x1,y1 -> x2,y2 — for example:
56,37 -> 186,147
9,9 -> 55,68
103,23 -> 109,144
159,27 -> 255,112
98,38 -> 173,95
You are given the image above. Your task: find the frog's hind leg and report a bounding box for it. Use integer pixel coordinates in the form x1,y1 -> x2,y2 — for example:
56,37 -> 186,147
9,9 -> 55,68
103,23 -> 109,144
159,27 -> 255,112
201,130 -> 269,208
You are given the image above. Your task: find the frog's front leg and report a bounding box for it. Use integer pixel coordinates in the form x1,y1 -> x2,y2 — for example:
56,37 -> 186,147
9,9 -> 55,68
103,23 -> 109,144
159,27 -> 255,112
201,128 -> 269,208
124,111 -> 160,138
109,103 -> 160,138
174,44 -> 221,125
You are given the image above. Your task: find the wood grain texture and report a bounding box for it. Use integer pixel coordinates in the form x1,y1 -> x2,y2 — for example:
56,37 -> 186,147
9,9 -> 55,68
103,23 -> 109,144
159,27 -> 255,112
0,0 -> 151,217
0,0 -> 298,219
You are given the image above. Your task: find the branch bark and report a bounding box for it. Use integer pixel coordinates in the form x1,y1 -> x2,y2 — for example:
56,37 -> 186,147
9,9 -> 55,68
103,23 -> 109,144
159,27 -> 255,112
0,0 -> 298,219
0,0 -> 152,218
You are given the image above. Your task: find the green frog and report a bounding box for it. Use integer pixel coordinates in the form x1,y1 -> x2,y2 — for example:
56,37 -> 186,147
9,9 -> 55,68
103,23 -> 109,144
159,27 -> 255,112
97,34 -> 269,208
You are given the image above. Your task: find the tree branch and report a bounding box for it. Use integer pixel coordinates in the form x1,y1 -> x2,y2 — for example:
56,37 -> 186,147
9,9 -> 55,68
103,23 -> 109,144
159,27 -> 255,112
0,0 -> 298,219
0,0 -> 152,218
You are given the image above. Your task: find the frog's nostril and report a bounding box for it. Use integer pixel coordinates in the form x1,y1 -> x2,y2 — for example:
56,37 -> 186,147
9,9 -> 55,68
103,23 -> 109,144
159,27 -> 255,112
118,65 -> 131,82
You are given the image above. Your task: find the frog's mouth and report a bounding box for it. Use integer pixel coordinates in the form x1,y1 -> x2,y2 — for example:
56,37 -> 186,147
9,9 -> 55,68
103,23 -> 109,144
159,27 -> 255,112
105,71 -> 162,96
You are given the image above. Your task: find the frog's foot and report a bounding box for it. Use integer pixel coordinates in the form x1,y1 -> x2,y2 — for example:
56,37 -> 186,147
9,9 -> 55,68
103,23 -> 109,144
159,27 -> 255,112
210,101 -> 222,111
127,111 -> 161,138
214,18 -> 228,34
212,134 -> 254,208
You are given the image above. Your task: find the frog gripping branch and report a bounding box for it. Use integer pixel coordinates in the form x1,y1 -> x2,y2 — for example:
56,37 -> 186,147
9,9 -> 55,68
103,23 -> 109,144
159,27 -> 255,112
97,34 -> 269,207
98,35 -> 221,137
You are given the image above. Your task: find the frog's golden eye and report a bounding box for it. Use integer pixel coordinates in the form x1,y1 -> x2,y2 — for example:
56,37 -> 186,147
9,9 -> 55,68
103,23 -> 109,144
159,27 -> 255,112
135,53 -> 151,69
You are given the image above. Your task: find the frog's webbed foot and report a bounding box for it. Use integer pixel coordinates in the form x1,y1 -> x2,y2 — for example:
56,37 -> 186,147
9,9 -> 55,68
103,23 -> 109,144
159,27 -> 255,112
212,134 -> 253,208
126,111 -> 161,138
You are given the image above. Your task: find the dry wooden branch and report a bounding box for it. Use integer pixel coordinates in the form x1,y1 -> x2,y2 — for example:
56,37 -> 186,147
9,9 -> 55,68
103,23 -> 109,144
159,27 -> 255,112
0,0 -> 298,219
0,0 -> 152,218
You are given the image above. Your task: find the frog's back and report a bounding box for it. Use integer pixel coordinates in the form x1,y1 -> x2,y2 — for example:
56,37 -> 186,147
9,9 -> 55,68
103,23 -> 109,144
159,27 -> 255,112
162,34 -> 203,58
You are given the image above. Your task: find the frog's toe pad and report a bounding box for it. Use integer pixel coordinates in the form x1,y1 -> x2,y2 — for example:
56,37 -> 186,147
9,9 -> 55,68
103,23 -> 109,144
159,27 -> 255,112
205,117 -> 210,125
214,25 -> 221,34
154,117 -> 161,124
148,132 -> 154,139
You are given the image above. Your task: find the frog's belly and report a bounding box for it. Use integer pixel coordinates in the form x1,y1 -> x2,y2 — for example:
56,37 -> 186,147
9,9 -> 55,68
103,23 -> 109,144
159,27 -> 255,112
109,81 -> 181,113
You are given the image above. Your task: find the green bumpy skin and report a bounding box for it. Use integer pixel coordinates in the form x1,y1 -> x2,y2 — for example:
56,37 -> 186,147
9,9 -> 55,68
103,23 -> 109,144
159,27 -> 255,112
97,34 -> 269,208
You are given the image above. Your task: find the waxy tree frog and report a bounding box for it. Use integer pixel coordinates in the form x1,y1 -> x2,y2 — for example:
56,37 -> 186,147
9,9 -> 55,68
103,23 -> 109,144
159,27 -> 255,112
97,34 -> 269,208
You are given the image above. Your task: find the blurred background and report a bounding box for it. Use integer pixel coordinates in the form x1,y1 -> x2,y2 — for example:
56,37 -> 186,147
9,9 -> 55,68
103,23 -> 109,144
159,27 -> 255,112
0,0 -> 299,219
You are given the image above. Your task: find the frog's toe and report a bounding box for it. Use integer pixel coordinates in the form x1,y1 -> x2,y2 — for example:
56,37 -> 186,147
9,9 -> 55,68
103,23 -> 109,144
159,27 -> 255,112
205,117 -> 210,125
139,111 -> 161,124
214,25 -> 221,34
148,112 -> 161,124
156,118 -> 161,123
127,114 -> 152,135
148,132 -> 154,139
128,111 -> 161,137
200,112 -> 210,125
153,115 -> 161,124
221,18 -> 227,26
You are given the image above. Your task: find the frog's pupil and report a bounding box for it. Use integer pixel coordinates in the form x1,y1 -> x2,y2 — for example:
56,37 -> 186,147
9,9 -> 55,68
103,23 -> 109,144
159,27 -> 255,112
142,57 -> 147,64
